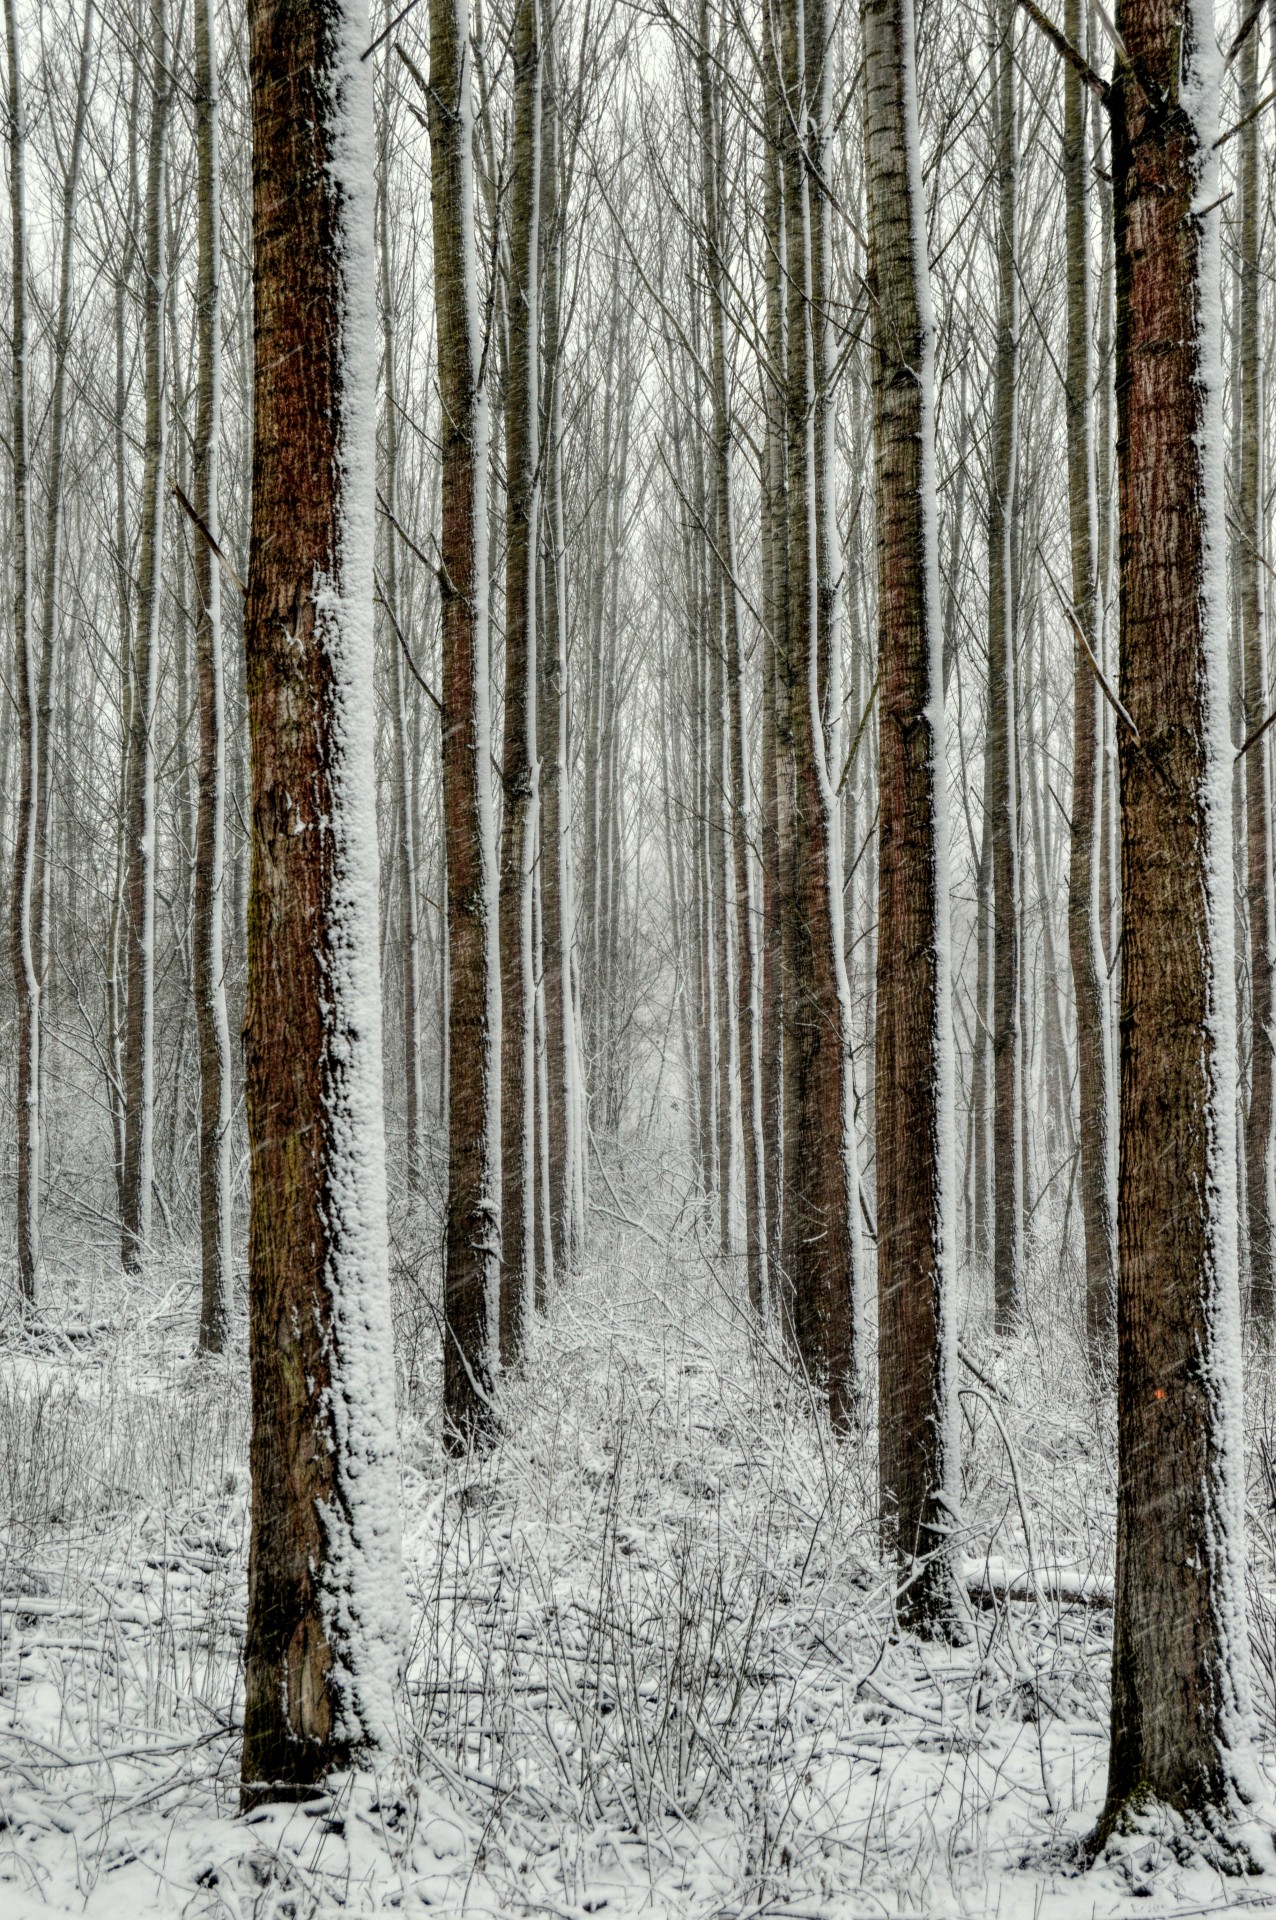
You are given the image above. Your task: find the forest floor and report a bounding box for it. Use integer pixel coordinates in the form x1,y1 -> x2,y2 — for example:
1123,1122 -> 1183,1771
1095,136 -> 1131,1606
3,1186 -> 1276,1917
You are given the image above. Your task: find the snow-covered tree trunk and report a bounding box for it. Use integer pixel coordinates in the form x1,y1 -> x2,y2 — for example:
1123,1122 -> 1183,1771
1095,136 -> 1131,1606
1236,12 -> 1275,1334
6,0 -> 38,1306
987,0 -> 1022,1333
759,0 -> 787,1293
1098,0 -> 1263,1848
378,105 -> 424,1199
863,0 -> 959,1634
33,0 -> 93,1150
778,0 -> 862,1425
192,0 -> 233,1353
120,0 -> 170,1274
698,0 -> 766,1314
241,0 -> 405,1798
539,54 -> 580,1275
429,0 -> 501,1444
499,0 -> 542,1364
1061,0 -> 1116,1363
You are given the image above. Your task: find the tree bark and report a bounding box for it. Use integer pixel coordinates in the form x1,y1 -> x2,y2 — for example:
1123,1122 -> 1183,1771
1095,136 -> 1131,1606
429,0 -> 501,1444
379,120 -> 424,1203
1062,0 -> 1117,1362
193,0 -> 233,1352
778,0 -> 861,1425
242,0 -> 405,1801
1098,0 -> 1261,1845
987,0 -> 1023,1333
863,0 -> 960,1635
120,0 -> 171,1273
499,0 -> 542,1365
1236,16 -> 1275,1334
6,0 -> 38,1306
698,0 -> 766,1314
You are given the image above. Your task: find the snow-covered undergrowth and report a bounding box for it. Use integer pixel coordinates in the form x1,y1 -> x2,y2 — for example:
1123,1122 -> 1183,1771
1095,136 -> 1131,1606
2,1213 -> 1275,1917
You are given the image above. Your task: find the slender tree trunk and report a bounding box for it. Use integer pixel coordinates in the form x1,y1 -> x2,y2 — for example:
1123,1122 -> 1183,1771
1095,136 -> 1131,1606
987,0 -> 1022,1331
429,0 -> 501,1443
778,0 -> 860,1424
759,0 -> 787,1294
1062,0 -> 1116,1362
6,0 -> 37,1306
379,130 -> 424,1201
32,0 -> 94,1196
499,0 -> 542,1365
698,0 -> 766,1313
864,0 -> 959,1635
1098,0 -> 1261,1845
193,0 -> 233,1352
538,34 -> 575,1282
121,0 -> 171,1273
242,0 -> 404,1800
1237,17 -> 1275,1333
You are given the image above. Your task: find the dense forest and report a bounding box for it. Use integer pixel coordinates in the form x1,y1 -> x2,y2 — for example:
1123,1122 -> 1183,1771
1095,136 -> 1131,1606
3,0 -> 1276,1910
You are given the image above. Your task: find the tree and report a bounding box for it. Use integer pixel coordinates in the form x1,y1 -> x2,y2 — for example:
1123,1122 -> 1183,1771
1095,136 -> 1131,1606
499,0 -> 543,1364
6,0 -> 37,1306
986,0 -> 1022,1332
120,0 -> 171,1273
1235,7 -> 1274,1333
241,0 -> 405,1800
192,0 -> 233,1352
1061,0 -> 1116,1360
863,0 -> 959,1634
777,0 -> 864,1422
1097,0 -> 1262,1848
426,0 -> 502,1443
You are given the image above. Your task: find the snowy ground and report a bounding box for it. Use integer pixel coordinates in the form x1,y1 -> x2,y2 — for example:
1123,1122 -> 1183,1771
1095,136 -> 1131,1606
3,1201 -> 1276,1917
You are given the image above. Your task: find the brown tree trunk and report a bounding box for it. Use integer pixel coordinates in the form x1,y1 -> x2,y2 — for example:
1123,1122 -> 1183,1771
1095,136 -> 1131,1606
428,0 -> 501,1444
499,0 -> 542,1364
778,0 -> 860,1424
1098,0 -> 1260,1845
863,0 -> 959,1635
193,0 -> 233,1352
987,0 -> 1022,1332
1237,17 -> 1275,1334
242,0 -> 404,1802
759,0 -> 787,1298
1062,0 -> 1116,1363
6,0 -> 37,1307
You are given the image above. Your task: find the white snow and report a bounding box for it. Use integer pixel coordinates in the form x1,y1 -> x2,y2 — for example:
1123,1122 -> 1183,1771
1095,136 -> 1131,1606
5,1222 -> 1276,1916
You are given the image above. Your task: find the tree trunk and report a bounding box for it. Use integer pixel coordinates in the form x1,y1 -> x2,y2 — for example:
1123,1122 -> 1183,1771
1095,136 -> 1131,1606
120,0 -> 171,1273
6,0 -> 38,1306
863,0 -> 959,1635
1098,0 -> 1261,1845
1236,17 -> 1275,1334
537,32 -> 576,1283
429,0 -> 501,1444
193,0 -> 233,1352
499,0 -> 542,1365
698,0 -> 766,1313
242,0 -> 404,1801
987,0 -> 1022,1332
1062,0 -> 1116,1363
778,0 -> 861,1425
379,121 -> 424,1202
759,0 -> 787,1296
